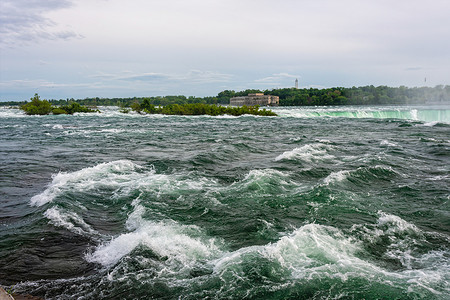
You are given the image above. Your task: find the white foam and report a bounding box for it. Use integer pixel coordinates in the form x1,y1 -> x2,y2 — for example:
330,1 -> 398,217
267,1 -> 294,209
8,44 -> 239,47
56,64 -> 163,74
44,207 -> 98,236
98,128 -> 126,133
214,115 -> 239,119
428,175 -> 449,181
351,211 -> 422,244
86,219 -> 223,269
85,181 -> 225,271
0,107 -> 25,118
212,221 -> 449,296
275,143 -> 335,162
30,159 -> 220,211
380,140 -> 397,147
213,223 -> 375,280
241,169 -> 289,183
376,211 -> 421,235
350,211 -> 443,274
323,170 -> 350,185
288,137 -> 303,142
323,165 -> 401,186
61,128 -> 126,137
227,169 -> 296,196
318,139 -> 333,144
422,121 -> 439,127
30,160 -> 144,206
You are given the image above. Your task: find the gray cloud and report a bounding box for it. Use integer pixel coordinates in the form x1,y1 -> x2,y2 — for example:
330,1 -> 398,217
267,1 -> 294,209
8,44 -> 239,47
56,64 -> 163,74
119,73 -> 169,82
255,73 -> 299,84
90,70 -> 232,84
0,0 -> 82,47
179,70 -> 232,84
253,73 -> 300,88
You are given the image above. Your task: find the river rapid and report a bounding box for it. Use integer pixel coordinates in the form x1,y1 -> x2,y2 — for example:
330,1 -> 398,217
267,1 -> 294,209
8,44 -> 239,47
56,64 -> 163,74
0,105 -> 449,299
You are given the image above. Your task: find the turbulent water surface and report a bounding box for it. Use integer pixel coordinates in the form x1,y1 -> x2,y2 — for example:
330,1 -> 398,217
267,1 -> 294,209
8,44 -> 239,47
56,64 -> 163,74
0,106 -> 449,299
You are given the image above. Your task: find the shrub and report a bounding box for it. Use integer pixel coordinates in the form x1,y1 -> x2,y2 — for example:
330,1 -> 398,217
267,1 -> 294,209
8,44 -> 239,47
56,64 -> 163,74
130,102 -> 142,113
52,107 -> 67,115
21,94 -> 53,115
59,102 -> 98,114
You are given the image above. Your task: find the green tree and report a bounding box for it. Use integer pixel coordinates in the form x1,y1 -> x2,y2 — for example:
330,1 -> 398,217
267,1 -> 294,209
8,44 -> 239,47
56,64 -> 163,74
21,93 -> 53,115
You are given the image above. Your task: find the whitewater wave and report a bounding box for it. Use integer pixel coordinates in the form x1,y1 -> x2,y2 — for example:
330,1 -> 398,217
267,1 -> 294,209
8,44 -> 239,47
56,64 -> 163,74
30,161 -> 303,240
422,121 -> 440,127
30,160 -> 144,206
90,211 -> 448,297
44,206 -> 99,237
64,127 -> 141,136
274,106 -> 450,123
86,199 -> 224,282
380,140 -> 398,147
210,217 -> 449,298
18,202 -> 450,299
213,223 -> 364,277
323,170 -> 351,185
30,160 -> 305,209
86,219 -> 223,270
30,159 -> 222,207
323,165 -> 400,186
351,212 -> 450,277
234,169 -> 291,190
275,143 -> 335,162
0,107 -> 26,118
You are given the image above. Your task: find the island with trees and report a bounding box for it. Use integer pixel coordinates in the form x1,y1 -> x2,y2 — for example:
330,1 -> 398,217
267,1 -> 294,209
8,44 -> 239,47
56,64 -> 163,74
20,94 -> 99,115
130,100 -> 277,116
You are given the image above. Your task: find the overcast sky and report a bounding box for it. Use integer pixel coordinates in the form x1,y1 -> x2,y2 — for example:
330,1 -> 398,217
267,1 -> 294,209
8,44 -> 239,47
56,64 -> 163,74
1,0 -> 449,100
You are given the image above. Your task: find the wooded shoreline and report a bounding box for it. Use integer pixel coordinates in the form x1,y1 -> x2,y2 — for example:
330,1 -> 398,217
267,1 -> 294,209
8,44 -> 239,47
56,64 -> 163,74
1,85 -> 449,108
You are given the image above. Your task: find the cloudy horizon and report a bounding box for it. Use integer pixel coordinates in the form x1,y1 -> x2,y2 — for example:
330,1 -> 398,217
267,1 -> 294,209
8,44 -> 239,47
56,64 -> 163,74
1,0 -> 449,101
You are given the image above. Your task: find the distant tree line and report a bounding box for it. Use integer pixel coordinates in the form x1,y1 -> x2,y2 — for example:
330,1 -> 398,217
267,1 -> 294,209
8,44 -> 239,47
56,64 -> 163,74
1,85 -> 448,107
237,85 -> 449,106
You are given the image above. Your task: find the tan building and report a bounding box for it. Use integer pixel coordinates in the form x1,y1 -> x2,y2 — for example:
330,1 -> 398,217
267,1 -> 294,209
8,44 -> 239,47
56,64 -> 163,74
230,93 -> 279,106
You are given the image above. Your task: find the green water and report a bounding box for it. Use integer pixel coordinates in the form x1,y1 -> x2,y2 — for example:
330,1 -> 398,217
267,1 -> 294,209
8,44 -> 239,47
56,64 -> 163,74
0,106 -> 449,299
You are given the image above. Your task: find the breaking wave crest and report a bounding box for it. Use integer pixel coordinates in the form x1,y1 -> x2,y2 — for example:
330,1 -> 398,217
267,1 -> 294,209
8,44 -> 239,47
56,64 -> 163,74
87,219 -> 223,271
30,160 -> 144,207
230,169 -> 293,194
323,165 -> 400,186
30,160 -> 219,208
209,217 -> 449,299
275,143 -> 335,162
44,207 -> 98,237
